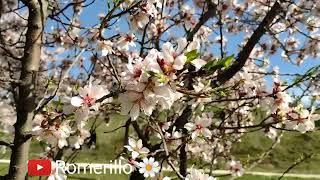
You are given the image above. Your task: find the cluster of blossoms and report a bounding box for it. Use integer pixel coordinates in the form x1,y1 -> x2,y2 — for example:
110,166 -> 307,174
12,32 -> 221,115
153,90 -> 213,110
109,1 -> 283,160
124,138 -> 221,179
263,73 -> 320,135
1,0 -> 320,180
124,138 -> 160,178
32,114 -> 72,149
127,0 -> 162,31
28,38 -> 319,180
285,105 -> 317,133
70,81 -> 108,117
30,80 -> 110,152
31,112 -> 91,150
119,38 -> 206,120
185,115 -> 212,140
227,160 -> 244,177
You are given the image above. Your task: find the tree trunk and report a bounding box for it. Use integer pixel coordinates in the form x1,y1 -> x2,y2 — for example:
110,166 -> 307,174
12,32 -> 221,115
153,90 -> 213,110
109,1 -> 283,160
7,0 -> 48,179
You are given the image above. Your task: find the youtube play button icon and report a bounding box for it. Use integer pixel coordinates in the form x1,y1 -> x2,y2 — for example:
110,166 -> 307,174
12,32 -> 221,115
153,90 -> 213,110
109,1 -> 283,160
28,159 -> 51,176
37,164 -> 43,171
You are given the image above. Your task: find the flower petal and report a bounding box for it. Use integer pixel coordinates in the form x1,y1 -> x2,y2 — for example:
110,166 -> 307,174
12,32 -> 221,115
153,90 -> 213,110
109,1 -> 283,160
149,157 -> 155,163
177,37 -> 187,53
149,171 -> 155,177
202,128 -> 212,138
191,59 -> 207,71
71,97 -> 83,107
143,157 -> 149,164
128,138 -> 136,148
185,123 -> 195,131
136,139 -> 143,149
173,55 -> 186,70
130,103 -> 140,120
132,151 -> 139,159
143,172 -> 149,177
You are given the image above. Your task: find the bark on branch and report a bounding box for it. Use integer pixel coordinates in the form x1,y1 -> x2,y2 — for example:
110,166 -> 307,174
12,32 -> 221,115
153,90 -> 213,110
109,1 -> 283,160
212,1 -> 282,87
172,106 -> 192,177
187,2 -> 217,41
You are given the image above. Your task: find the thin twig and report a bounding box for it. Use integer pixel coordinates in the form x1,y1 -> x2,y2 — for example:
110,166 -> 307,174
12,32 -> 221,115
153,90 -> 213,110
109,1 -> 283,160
155,123 -> 184,179
278,153 -> 315,180
36,49 -> 85,111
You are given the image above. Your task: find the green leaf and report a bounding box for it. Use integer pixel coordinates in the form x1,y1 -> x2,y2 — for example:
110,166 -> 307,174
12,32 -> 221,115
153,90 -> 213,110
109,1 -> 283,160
215,54 -> 234,68
218,90 -> 227,97
185,50 -> 200,63
55,97 -> 63,111
146,71 -> 169,83
146,71 -> 157,77
203,55 -> 234,74
203,60 -> 216,72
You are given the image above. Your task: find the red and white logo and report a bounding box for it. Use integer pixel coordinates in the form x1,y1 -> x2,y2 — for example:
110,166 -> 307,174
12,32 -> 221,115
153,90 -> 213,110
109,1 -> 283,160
28,159 -> 51,176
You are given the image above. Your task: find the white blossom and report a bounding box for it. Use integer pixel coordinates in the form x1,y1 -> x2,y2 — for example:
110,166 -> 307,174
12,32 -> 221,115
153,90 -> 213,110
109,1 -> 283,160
125,138 -> 150,159
185,169 -> 216,180
185,116 -> 212,140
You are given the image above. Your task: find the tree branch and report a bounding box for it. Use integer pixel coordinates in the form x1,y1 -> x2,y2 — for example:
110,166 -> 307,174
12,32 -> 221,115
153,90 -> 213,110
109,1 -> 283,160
212,1 -> 283,87
0,141 -> 12,148
278,153 -> 315,180
187,2 -> 217,41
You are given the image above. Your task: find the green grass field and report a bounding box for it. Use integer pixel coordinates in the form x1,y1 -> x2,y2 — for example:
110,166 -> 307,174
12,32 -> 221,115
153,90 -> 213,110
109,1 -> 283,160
1,114 -> 320,179
233,131 -> 320,174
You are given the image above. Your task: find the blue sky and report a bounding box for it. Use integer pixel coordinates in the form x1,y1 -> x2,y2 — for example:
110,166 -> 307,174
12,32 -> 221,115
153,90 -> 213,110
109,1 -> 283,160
46,0 -> 319,101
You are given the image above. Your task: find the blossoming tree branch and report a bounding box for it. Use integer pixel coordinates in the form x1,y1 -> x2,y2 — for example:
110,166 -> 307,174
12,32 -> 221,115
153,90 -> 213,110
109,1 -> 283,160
0,0 -> 319,179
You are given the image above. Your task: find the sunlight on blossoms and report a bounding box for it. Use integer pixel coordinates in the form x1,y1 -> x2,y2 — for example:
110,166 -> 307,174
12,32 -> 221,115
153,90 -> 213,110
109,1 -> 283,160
0,0 -> 319,179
